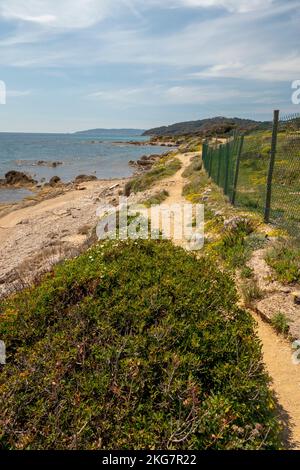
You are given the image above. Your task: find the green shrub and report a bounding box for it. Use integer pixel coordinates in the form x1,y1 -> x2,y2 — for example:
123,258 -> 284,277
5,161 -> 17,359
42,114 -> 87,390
271,312 -> 290,336
266,243 -> 300,284
240,266 -> 255,279
218,218 -> 257,269
0,240 -> 280,450
128,157 -> 182,194
241,279 -> 263,307
182,158 -> 202,178
141,190 -> 169,207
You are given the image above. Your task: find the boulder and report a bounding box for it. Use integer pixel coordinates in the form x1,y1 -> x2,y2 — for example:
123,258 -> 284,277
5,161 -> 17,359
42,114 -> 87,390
74,175 -> 97,184
4,171 -> 36,186
49,176 -> 61,187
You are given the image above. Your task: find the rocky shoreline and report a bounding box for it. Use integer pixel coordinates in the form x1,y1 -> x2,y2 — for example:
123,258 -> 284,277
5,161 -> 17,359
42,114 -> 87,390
0,147 -> 173,194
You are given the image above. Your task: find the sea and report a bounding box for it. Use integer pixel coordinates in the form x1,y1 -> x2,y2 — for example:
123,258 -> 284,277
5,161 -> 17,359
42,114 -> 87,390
0,130 -> 166,203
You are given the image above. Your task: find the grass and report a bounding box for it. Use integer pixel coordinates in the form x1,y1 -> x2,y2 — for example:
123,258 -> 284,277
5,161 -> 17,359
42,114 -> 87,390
0,239 -> 280,450
241,279 -> 264,308
265,241 -> 300,284
204,128 -> 300,237
271,312 -> 290,336
182,157 -> 202,178
125,156 -> 182,195
217,217 -> 257,269
140,190 -> 169,207
240,266 -> 255,279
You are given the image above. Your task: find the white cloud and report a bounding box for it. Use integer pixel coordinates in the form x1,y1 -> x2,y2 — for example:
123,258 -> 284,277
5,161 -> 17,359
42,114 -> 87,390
0,0 -> 276,32
0,0 -> 112,29
191,55 -> 300,81
175,0 -> 274,13
88,84 -> 270,107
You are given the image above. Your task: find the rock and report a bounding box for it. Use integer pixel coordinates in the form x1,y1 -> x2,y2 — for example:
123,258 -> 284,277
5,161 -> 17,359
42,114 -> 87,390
4,171 -> 36,186
49,176 -> 61,187
137,160 -> 153,167
281,287 -> 291,294
292,292 -> 300,305
17,219 -> 29,225
37,160 -> 63,168
109,183 -> 120,190
74,175 -> 97,184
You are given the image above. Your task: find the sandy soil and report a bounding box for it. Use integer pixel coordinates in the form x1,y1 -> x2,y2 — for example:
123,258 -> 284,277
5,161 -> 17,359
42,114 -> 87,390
0,179 -> 126,296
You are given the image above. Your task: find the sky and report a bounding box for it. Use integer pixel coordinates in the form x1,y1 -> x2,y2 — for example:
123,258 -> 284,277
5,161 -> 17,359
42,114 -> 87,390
0,0 -> 299,133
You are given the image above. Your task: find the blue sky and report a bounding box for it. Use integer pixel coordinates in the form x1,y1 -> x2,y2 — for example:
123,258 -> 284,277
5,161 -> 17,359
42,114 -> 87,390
0,0 -> 299,132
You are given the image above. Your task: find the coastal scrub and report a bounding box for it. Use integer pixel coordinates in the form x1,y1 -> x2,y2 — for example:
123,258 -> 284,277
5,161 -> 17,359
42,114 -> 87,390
0,239 -> 280,450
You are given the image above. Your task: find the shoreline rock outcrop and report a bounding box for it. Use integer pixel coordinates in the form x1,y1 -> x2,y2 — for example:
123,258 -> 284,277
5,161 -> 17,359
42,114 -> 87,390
0,171 -> 37,187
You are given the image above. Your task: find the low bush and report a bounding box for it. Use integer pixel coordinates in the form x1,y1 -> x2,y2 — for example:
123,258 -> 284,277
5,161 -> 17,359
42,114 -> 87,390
140,190 -> 169,207
182,158 -> 202,178
0,240 -> 280,450
241,279 -> 264,307
271,312 -> 290,336
126,157 -> 182,194
265,242 -> 300,284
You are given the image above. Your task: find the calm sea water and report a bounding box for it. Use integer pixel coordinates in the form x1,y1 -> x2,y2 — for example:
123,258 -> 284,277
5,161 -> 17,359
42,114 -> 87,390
0,130 -> 166,203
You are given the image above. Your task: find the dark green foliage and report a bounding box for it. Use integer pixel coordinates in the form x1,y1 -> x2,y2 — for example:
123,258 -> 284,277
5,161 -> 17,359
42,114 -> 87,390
143,117 -> 269,137
218,218 -> 257,268
0,240 -> 280,450
271,312 -> 290,336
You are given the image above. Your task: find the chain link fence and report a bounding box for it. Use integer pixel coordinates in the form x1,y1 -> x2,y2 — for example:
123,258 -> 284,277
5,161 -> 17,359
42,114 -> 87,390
202,111 -> 300,236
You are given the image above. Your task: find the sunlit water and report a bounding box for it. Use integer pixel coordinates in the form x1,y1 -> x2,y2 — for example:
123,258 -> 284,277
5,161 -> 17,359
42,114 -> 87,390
0,130 -> 167,203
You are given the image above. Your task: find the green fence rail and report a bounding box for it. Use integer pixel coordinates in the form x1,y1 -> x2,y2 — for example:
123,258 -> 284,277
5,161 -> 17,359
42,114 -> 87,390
202,111 -> 300,236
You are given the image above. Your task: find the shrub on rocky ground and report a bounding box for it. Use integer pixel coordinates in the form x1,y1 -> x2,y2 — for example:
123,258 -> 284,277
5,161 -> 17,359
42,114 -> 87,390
0,240 -> 280,450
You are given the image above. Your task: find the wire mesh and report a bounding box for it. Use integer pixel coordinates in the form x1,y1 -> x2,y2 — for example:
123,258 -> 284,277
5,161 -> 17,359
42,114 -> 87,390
202,113 -> 300,237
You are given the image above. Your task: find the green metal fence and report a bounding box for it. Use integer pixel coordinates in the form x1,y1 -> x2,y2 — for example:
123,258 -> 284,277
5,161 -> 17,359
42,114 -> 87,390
202,111 -> 300,236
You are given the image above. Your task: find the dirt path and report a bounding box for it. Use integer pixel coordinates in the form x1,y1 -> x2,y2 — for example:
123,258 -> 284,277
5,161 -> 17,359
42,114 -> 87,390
152,151 -> 300,449
155,151 -> 193,206
253,312 -> 300,448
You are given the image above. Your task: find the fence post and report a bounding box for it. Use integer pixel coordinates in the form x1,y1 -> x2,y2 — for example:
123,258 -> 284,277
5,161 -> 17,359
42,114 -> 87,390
231,135 -> 244,205
208,147 -> 213,177
264,110 -> 280,223
202,142 -> 207,168
217,145 -> 222,185
224,142 -> 230,195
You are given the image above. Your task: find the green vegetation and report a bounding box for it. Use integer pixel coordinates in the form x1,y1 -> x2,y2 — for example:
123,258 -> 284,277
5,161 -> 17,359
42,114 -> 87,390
202,121 -> 300,238
216,218 -> 257,269
182,175 -> 203,203
271,312 -> 290,336
265,242 -> 300,284
241,279 -> 263,308
140,189 -> 169,207
0,240 -> 280,450
125,156 -> 181,195
144,117 -> 269,137
240,266 -> 255,279
182,157 -> 202,178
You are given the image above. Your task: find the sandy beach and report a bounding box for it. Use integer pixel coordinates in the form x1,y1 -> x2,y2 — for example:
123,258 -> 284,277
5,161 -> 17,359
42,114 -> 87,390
0,178 -> 128,297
